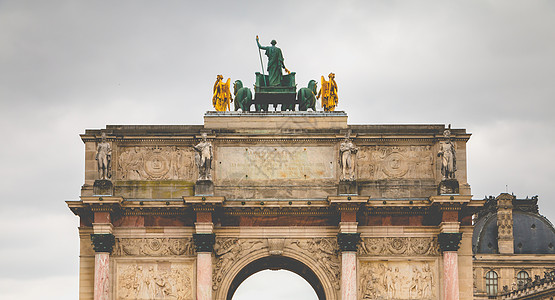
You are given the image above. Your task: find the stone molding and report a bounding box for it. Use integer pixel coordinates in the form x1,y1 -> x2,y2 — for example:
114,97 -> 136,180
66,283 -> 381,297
113,238 -> 194,256
438,232 -> 462,252
337,233 -> 361,252
193,233 -> 216,253
358,237 -> 440,256
91,233 -> 116,253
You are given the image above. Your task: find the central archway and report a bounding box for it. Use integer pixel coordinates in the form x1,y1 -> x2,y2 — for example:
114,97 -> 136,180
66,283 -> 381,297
226,256 -> 326,300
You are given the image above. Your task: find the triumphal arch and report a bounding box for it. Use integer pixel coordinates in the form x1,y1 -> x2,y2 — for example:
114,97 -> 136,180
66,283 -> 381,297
67,110 -> 484,300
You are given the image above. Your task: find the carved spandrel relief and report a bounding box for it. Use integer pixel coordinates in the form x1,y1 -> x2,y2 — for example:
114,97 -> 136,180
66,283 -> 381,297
359,261 -> 436,300
113,238 -> 194,257
117,262 -> 193,300
211,238 -> 341,292
117,146 -> 195,180
357,146 -> 434,180
212,238 -> 266,291
286,238 -> 341,290
358,237 -> 439,256
216,147 -> 334,180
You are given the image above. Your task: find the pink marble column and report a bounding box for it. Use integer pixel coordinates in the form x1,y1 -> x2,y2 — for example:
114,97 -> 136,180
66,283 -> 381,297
443,251 -> 459,300
94,253 -> 110,300
341,251 -> 357,300
197,252 -> 212,300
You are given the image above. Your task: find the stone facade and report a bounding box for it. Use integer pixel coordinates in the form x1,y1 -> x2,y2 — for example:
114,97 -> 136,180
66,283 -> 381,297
68,112 -> 484,300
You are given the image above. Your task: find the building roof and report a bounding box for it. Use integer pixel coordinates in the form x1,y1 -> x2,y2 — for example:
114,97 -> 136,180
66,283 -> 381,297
473,196 -> 555,254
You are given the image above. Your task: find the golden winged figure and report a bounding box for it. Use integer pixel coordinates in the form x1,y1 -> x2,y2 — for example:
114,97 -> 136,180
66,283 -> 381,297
317,73 -> 338,111
212,75 -> 232,111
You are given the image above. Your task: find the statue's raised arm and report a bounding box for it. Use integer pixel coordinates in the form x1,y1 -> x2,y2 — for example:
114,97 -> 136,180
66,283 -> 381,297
256,35 -> 268,51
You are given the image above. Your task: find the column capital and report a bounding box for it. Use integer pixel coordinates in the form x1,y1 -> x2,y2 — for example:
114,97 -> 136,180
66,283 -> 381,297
337,232 -> 361,252
193,233 -> 216,253
438,232 -> 462,252
90,233 -> 115,253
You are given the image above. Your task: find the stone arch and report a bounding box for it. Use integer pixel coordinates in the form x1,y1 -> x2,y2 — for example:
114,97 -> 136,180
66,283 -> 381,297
213,239 -> 339,300
226,256 -> 325,300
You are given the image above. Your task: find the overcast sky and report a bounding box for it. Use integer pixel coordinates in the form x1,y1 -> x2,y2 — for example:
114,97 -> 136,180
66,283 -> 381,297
1,1 -> 554,299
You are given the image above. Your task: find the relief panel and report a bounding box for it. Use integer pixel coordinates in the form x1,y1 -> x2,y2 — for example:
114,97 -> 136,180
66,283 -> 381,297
117,146 -> 196,181
113,238 -> 195,257
357,146 -> 434,180
358,237 -> 439,257
359,260 -> 437,300
116,261 -> 193,300
216,146 -> 335,180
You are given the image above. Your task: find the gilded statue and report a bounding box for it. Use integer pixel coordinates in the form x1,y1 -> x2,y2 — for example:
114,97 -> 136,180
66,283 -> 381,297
339,134 -> 358,181
194,133 -> 213,181
318,73 -> 338,111
212,75 -> 232,111
256,36 -> 290,86
437,126 -> 456,180
96,132 -> 112,180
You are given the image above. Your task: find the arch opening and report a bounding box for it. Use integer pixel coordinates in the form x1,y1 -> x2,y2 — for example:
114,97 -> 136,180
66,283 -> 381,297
226,256 -> 326,300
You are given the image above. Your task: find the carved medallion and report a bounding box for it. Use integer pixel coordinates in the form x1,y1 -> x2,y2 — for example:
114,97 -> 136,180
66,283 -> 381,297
117,146 -> 195,181
144,148 -> 170,179
383,152 -> 409,178
357,146 -> 434,180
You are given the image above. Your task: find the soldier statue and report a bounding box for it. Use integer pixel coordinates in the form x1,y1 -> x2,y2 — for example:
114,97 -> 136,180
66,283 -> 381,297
194,133 -> 213,181
96,132 -> 112,180
438,127 -> 456,180
339,135 -> 358,181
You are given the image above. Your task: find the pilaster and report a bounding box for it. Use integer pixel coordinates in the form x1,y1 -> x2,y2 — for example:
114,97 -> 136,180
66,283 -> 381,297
184,196 -> 223,300
496,193 -> 515,254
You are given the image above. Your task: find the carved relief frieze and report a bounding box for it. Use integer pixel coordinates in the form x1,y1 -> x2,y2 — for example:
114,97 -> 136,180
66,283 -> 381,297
359,261 -> 436,300
286,238 -> 341,289
117,146 -> 195,180
113,238 -> 195,257
357,146 -> 434,180
117,262 -> 193,300
358,237 -> 439,256
212,238 -> 266,291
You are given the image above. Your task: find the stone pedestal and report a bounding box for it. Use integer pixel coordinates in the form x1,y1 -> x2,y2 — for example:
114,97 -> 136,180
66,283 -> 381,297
93,180 -> 113,196
438,179 -> 459,195
338,180 -> 357,195
195,180 -> 214,196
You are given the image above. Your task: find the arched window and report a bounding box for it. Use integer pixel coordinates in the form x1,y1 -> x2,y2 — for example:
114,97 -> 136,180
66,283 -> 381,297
486,270 -> 498,296
517,271 -> 529,285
